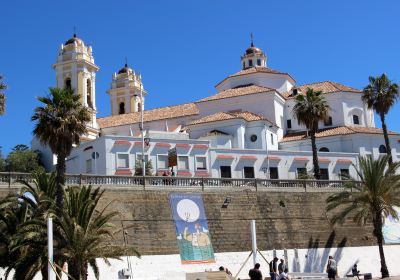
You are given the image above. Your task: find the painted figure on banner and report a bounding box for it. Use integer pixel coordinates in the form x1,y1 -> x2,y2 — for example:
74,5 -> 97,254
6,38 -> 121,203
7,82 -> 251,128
169,193 -> 215,264
383,206 -> 400,244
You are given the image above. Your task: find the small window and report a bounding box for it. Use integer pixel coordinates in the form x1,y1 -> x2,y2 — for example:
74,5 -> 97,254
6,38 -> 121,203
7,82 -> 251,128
340,169 -> 350,180
320,168 -> 329,180
379,145 -> 387,153
119,102 -> 125,114
324,116 -> 332,126
248,60 -> 253,67
178,156 -> 189,170
138,102 -> 142,112
244,167 -> 255,178
319,147 -> 330,152
65,78 -> 71,89
220,166 -> 232,178
269,167 -> 279,179
271,134 -> 274,145
287,119 -> 292,129
353,115 -> 360,125
250,135 -> 257,142
86,159 -> 92,174
257,59 -> 261,66
157,155 -> 168,169
297,168 -> 307,178
117,154 -> 129,169
242,62 -> 245,69
196,157 -> 207,170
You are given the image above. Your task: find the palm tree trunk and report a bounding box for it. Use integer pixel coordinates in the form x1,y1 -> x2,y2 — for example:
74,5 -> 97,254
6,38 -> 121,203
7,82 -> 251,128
374,211 -> 389,278
55,152 -> 66,216
68,259 -> 80,280
310,130 -> 320,179
380,113 -> 393,165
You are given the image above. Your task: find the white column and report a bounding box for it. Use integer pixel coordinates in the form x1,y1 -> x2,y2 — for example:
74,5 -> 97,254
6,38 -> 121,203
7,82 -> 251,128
47,218 -> 55,280
251,220 -> 257,265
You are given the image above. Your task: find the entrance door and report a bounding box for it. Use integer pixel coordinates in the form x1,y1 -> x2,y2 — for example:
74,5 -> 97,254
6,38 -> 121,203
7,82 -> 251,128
220,166 -> 232,178
244,166 -> 255,178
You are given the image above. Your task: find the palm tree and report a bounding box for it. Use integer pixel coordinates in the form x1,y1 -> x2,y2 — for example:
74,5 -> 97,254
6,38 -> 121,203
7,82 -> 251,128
0,75 -> 7,115
58,185 -> 140,280
292,88 -> 330,179
363,74 -> 399,165
326,155 -> 400,278
32,87 -> 91,214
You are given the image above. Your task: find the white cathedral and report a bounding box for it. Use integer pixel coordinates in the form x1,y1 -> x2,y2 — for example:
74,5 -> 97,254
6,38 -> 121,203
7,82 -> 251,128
34,34 -> 400,180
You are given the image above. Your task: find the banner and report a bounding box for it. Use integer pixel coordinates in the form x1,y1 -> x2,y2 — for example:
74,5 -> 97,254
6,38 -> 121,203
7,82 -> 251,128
169,193 -> 215,264
383,206 -> 400,244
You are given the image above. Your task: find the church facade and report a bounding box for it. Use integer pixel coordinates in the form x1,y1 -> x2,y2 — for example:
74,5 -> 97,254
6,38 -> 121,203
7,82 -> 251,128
35,35 -> 400,180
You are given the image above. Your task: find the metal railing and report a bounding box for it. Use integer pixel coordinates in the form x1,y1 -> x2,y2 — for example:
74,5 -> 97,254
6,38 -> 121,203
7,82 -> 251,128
0,172 -> 354,191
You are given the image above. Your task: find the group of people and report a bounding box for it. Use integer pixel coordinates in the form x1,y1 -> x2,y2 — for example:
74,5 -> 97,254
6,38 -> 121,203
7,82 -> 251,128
248,258 -> 289,280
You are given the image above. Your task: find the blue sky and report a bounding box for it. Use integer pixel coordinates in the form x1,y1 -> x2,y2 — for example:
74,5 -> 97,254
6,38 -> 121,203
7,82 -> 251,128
0,0 -> 399,155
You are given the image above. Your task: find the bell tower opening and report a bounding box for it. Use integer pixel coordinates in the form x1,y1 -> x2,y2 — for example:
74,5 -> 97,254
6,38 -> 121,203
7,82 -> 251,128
119,102 -> 125,114
65,78 -> 71,89
86,79 -> 93,108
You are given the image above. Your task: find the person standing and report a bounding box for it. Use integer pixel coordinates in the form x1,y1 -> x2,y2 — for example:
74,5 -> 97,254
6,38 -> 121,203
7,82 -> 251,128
326,256 -> 337,280
278,259 -> 287,274
249,263 -> 263,280
269,257 -> 279,280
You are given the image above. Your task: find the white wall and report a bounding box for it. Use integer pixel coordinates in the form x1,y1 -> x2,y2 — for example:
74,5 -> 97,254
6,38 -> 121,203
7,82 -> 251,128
81,245 -> 400,280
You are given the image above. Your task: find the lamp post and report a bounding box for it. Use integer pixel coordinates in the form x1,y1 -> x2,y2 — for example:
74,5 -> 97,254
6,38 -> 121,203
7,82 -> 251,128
135,88 -> 145,177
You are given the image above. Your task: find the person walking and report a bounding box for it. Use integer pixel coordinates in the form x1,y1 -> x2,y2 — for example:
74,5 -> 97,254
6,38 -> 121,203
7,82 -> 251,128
249,263 -> 263,280
269,257 -> 279,280
326,256 -> 337,280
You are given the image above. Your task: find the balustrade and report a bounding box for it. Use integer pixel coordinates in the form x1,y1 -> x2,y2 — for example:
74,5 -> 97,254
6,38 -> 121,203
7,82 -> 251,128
0,172 -> 355,191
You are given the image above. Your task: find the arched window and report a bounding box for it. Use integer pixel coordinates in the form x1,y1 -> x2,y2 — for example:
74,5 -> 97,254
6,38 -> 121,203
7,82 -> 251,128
119,102 -> 125,114
65,78 -> 71,89
353,115 -> 360,125
248,60 -> 253,67
86,79 -> 92,108
137,102 -> 142,112
319,147 -> 330,152
379,145 -> 387,153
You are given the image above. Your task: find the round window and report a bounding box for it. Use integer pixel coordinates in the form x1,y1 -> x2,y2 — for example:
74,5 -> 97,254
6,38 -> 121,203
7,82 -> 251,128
250,135 -> 257,142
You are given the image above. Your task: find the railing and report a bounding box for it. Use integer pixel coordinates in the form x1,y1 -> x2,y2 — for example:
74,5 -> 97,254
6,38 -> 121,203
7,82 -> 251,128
0,172 -> 355,191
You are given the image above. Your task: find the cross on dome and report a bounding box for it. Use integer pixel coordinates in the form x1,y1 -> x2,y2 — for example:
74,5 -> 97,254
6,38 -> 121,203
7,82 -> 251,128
240,34 -> 267,69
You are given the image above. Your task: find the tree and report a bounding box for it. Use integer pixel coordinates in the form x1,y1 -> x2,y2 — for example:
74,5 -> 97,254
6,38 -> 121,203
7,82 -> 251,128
58,185 -> 140,280
0,147 -> 5,171
0,75 -> 7,116
32,87 -> 91,214
5,144 -> 44,173
362,74 -> 399,165
292,88 -> 330,179
326,155 -> 400,278
135,159 -> 153,176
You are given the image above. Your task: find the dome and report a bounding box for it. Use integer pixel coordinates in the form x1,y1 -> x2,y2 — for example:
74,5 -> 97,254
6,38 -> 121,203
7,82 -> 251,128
118,64 -> 133,74
65,34 -> 83,46
245,45 -> 263,55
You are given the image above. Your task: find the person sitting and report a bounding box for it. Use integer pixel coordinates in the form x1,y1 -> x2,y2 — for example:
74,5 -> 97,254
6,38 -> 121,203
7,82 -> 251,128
279,271 -> 290,280
352,264 -> 360,279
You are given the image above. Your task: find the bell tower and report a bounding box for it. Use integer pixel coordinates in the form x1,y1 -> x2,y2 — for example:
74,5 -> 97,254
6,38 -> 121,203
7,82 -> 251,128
240,34 -> 267,69
107,63 -> 147,116
52,33 -> 100,140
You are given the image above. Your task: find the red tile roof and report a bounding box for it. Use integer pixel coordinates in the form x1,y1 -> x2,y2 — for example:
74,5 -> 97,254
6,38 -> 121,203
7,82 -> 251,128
97,103 -> 199,128
217,155 -> 234,160
215,66 -> 295,87
240,155 -> 257,160
294,157 -> 309,161
336,159 -> 353,164
282,126 -> 400,143
197,84 -> 275,103
284,81 -> 362,98
115,169 -> 132,175
114,140 -> 131,146
266,156 -> 281,161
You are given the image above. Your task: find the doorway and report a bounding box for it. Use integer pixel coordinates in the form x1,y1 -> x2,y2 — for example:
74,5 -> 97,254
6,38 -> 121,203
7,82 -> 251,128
220,166 -> 232,178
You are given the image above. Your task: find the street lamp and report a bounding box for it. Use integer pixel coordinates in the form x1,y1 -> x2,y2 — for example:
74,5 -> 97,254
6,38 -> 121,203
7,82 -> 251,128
134,88 -> 145,177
